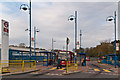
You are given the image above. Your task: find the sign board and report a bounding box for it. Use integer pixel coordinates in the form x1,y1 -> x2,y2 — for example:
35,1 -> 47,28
77,41 -> 79,49
1,19 -> 9,67
116,43 -> 119,51
75,52 -> 77,55
31,37 -> 34,47
116,47 -> 119,51
59,51 -> 69,54
66,37 -> 70,45
116,43 -> 119,46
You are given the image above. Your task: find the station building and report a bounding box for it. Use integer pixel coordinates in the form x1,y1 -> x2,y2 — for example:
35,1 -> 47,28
0,44 -> 47,61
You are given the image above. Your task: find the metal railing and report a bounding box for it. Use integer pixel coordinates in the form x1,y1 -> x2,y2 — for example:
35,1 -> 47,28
0,60 -> 36,73
66,61 -> 78,73
100,60 -> 120,67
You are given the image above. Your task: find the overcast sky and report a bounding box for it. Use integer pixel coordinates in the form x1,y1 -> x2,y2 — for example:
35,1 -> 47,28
0,0 -> 119,51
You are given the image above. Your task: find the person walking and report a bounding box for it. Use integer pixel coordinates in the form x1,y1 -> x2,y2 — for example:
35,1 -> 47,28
57,57 -> 62,69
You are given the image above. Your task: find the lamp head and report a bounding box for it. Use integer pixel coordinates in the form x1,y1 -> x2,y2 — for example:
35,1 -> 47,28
20,4 -> 29,11
22,7 -> 28,11
108,18 -> 113,21
25,28 -> 28,31
106,16 -> 114,22
36,30 -> 39,32
36,29 -> 40,32
68,15 -> 75,21
69,18 -> 74,21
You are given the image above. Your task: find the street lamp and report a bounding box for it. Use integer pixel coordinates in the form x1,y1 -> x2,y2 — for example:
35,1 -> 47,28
25,28 -> 30,42
34,27 -> 39,60
68,11 -> 77,63
52,38 -> 56,52
106,11 -> 117,68
20,0 -> 32,61
80,30 -> 82,53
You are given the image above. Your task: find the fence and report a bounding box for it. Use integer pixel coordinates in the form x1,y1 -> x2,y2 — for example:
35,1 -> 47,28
66,61 -> 78,73
101,60 -> 120,67
0,60 -> 36,73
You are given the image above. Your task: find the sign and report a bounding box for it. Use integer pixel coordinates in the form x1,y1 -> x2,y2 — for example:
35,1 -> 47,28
116,47 -> 119,51
66,37 -> 70,45
116,43 -> 119,51
116,43 -> 119,46
59,51 -> 69,54
31,37 -> 34,41
77,41 -> 79,49
31,37 -> 34,47
1,19 -> 9,67
2,20 -> 9,36
75,52 -> 77,55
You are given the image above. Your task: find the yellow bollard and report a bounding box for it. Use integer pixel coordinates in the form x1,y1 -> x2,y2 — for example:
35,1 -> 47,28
34,60 -> 36,70
66,61 -> 68,73
0,61 -> 2,74
22,60 -> 24,72
76,61 -> 78,70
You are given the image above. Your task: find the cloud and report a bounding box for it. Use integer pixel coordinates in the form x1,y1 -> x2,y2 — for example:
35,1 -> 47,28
0,2 -> 118,51
0,0 -> 120,2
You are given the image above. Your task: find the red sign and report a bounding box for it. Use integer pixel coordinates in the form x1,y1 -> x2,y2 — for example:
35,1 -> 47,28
31,38 -> 34,41
116,43 -> 119,46
4,22 -> 9,27
4,28 -> 9,33
77,41 -> 79,45
2,20 -> 9,36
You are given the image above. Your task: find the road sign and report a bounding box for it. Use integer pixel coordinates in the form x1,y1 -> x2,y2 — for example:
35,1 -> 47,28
2,20 -> 9,36
1,19 -> 9,67
31,37 -> 34,48
116,43 -> 119,46
66,37 -> 70,45
116,43 -> 119,51
77,41 -> 79,49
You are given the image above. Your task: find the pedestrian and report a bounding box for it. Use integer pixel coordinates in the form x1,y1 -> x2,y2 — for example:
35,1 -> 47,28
57,57 -> 62,69
82,58 -> 84,66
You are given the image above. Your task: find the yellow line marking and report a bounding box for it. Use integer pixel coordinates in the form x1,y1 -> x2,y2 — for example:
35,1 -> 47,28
94,69 -> 100,71
103,69 -> 111,72
59,68 -> 65,70
49,67 -> 57,70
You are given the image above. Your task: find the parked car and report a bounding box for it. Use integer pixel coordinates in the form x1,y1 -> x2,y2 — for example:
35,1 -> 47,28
86,57 -> 90,61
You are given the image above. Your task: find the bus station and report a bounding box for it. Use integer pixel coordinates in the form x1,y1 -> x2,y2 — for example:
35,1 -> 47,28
77,53 -> 86,66
0,1 -> 120,79
0,43 -> 88,74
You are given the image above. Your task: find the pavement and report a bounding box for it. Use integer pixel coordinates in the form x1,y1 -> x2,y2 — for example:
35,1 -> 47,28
86,61 -> 119,75
1,61 -> 120,76
1,63 -> 54,76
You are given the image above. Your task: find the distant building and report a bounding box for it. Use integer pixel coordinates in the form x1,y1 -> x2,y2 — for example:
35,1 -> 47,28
19,43 -> 26,48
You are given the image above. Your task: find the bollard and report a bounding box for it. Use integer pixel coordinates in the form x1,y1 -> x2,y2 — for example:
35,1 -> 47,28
22,60 -> 24,72
76,61 -> 78,70
34,60 -> 36,69
0,61 -> 2,74
66,61 -> 68,73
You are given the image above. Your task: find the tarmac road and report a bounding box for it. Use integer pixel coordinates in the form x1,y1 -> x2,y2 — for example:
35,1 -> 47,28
2,61 -> 119,80
2,70 -> 118,78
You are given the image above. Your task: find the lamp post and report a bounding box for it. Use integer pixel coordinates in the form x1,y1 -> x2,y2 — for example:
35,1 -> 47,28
20,0 -> 32,61
80,30 -> 82,53
34,27 -> 39,60
106,11 -> 117,68
52,38 -> 56,52
68,11 -> 77,63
